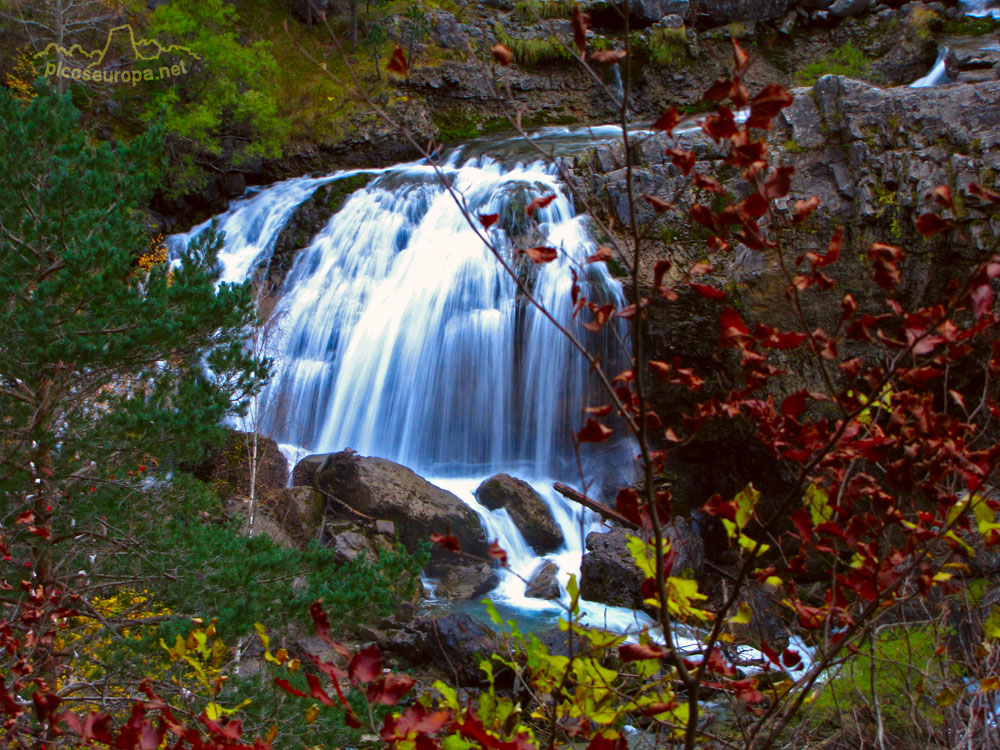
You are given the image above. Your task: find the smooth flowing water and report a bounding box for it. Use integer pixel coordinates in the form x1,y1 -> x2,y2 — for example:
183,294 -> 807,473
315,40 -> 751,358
170,143 -> 659,636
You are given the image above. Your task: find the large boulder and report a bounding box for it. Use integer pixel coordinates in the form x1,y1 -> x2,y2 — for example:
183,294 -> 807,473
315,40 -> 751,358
435,559 -> 500,599
525,559 -> 561,600
311,450 -> 488,571
257,486 -> 324,548
474,474 -> 564,554
383,613 -> 506,687
580,520 -> 705,610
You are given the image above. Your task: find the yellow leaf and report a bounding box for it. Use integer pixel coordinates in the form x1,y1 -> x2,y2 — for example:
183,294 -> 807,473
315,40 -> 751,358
566,573 -> 580,611
626,535 -> 656,579
287,658 -> 301,674
981,677 -> 1000,692
305,705 -> 320,724
254,623 -> 270,651
728,601 -> 752,625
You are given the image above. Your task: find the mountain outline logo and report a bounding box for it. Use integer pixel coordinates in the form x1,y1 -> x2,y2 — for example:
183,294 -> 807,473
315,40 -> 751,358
33,24 -> 201,86
33,24 -> 201,68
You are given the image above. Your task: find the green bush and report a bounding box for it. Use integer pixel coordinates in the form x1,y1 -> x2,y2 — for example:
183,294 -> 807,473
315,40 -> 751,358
796,43 -> 869,86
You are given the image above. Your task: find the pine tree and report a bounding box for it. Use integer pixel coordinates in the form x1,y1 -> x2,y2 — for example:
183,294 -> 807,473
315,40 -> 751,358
0,85 -> 269,504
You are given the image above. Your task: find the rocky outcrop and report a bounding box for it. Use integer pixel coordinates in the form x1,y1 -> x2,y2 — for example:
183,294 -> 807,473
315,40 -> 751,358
692,0 -> 792,26
193,431 -> 289,504
571,76 -> 1000,544
307,450 -> 489,571
474,474 -> 564,554
579,520 -> 705,609
323,518 -> 396,564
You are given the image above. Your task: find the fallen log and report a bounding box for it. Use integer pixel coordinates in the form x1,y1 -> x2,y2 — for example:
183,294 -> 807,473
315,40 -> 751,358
552,482 -> 640,530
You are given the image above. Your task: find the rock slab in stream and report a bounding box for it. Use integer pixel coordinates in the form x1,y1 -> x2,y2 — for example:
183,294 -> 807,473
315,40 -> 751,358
310,450 -> 488,572
580,520 -> 704,610
474,474 -> 564,554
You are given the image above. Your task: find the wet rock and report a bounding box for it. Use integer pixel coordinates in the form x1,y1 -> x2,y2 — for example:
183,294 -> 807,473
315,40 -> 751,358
435,560 -> 500,599
312,450 -> 489,572
580,520 -> 705,610
474,474 -> 564,554
383,613 -> 506,687
217,172 -> 247,199
292,453 -> 327,487
525,559 -> 561,600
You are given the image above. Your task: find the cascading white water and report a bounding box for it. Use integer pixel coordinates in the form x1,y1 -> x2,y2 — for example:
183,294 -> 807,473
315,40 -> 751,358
172,147 -> 658,634
258,156 -> 630,480
911,46 -> 951,88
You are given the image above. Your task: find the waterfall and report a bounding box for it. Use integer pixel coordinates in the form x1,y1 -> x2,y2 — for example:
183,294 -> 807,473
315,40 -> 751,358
911,46 -> 951,88
171,147 -> 654,633
959,0 -> 1000,18
257,156 -> 630,480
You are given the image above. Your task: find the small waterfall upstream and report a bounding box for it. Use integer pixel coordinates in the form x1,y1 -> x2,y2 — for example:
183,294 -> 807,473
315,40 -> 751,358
170,145 -> 656,635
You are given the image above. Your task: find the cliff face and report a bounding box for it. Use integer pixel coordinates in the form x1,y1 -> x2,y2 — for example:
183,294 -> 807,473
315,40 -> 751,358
567,76 -> 1000,510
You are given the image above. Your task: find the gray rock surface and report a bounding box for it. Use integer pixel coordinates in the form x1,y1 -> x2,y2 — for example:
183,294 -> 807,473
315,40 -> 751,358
474,473 -> 564,554
525,559 -> 561,600
631,0 -> 690,25
311,450 -> 488,571
829,0 -> 871,17
435,560 -> 500,599
579,520 -> 705,609
694,0 -> 792,25
383,613 -> 505,687
324,519 -> 391,564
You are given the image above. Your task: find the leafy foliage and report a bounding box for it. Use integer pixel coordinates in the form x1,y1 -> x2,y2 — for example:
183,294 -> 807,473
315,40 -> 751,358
795,42 -> 869,85
143,0 -> 287,194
